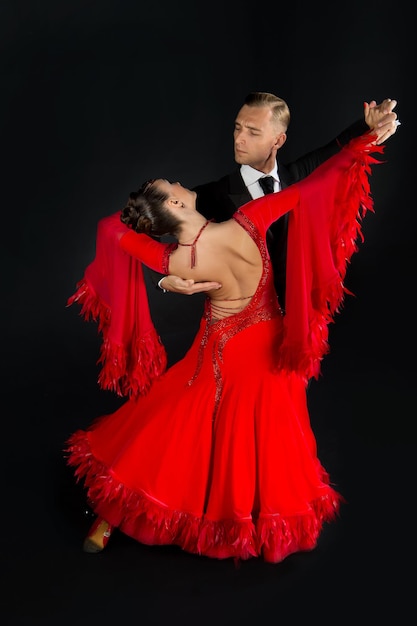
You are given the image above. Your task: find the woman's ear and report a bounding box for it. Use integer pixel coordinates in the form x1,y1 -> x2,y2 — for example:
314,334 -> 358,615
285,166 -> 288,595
168,198 -> 184,209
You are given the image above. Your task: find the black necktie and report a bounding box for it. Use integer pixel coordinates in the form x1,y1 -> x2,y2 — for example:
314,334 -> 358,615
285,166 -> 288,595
259,176 -> 275,195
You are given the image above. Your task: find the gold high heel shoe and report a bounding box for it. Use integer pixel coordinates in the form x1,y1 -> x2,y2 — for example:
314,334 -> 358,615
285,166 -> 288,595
83,517 -> 114,553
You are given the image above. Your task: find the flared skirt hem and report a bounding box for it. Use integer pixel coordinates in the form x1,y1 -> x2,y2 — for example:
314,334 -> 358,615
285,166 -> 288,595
66,431 -> 343,564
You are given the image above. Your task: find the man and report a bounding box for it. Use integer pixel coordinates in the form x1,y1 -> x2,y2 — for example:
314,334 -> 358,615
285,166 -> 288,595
157,92 -> 398,305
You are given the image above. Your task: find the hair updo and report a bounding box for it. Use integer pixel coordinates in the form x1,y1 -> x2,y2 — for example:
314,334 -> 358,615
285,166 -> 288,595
120,180 -> 182,238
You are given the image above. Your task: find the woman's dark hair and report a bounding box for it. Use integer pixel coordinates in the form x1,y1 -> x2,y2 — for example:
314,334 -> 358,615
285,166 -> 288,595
120,180 -> 182,238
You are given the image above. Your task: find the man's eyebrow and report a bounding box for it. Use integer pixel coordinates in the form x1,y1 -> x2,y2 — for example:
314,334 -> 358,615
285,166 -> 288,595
245,123 -> 262,132
235,120 -> 262,132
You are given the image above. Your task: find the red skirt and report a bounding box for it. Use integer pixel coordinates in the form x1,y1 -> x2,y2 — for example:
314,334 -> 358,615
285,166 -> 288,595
66,310 -> 342,563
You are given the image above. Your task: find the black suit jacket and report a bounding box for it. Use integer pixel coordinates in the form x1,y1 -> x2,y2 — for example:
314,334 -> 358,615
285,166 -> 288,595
192,119 -> 368,311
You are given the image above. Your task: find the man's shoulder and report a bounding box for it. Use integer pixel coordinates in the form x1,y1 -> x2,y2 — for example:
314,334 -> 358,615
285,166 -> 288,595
193,169 -> 245,221
193,170 -> 240,194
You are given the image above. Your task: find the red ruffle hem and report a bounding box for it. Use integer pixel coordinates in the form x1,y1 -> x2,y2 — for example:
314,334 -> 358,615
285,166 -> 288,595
66,433 -> 343,563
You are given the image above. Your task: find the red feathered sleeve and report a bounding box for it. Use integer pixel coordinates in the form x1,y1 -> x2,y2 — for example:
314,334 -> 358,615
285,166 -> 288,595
241,134 -> 384,380
67,212 -> 171,398
119,229 -> 176,274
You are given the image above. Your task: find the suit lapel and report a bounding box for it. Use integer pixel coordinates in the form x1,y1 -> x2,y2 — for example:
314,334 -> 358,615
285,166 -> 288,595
277,162 -> 291,189
228,170 -> 252,208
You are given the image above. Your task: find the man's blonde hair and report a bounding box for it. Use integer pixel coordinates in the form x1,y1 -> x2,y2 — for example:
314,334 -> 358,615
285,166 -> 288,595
244,92 -> 290,131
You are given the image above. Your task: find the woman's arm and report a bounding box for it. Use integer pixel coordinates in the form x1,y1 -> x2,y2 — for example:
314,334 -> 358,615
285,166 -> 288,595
239,185 -> 300,237
119,230 -> 175,274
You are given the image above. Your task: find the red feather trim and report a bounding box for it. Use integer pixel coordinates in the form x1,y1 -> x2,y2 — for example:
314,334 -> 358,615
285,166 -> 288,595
67,278 -> 167,397
65,432 -> 342,563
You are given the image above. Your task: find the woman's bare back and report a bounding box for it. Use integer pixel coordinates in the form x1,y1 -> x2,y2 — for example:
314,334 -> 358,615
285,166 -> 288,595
168,219 -> 263,319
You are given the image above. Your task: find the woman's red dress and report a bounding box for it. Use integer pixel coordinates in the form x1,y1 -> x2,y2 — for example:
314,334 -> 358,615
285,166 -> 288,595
66,136 -> 383,563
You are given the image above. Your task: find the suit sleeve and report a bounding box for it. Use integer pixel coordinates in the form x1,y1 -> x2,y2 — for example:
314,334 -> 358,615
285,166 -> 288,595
285,119 -> 368,182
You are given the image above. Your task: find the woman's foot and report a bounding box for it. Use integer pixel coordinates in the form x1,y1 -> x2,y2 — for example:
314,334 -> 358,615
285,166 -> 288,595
83,517 -> 114,553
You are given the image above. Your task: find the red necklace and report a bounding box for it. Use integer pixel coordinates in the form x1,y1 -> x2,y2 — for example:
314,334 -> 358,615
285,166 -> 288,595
177,219 -> 211,268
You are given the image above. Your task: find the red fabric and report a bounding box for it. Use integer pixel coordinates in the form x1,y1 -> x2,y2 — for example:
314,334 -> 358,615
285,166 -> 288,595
67,212 -> 168,397
65,136 -> 385,563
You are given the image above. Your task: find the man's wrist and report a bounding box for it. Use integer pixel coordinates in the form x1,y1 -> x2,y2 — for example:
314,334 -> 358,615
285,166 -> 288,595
158,277 -> 168,293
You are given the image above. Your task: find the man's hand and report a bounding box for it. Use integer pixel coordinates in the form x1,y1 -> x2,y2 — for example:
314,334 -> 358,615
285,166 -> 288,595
364,98 -> 400,145
160,275 -> 222,295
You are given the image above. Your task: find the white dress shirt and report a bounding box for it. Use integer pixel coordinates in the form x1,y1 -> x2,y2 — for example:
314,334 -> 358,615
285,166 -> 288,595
240,164 -> 281,199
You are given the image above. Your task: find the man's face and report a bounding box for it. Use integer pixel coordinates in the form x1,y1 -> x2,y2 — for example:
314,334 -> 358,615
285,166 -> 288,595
233,105 -> 286,172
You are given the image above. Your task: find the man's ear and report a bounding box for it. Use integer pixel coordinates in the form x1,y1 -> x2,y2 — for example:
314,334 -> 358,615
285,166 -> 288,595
275,132 -> 287,150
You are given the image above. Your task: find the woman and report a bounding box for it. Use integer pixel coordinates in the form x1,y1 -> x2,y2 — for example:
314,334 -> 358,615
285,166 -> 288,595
66,134 -> 384,563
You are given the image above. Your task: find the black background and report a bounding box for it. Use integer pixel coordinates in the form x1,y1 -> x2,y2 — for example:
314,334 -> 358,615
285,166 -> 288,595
2,1 -> 415,624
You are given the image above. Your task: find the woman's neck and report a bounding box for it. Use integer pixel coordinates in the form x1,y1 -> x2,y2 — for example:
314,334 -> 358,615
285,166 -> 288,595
178,216 -> 210,245
177,218 -> 212,269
